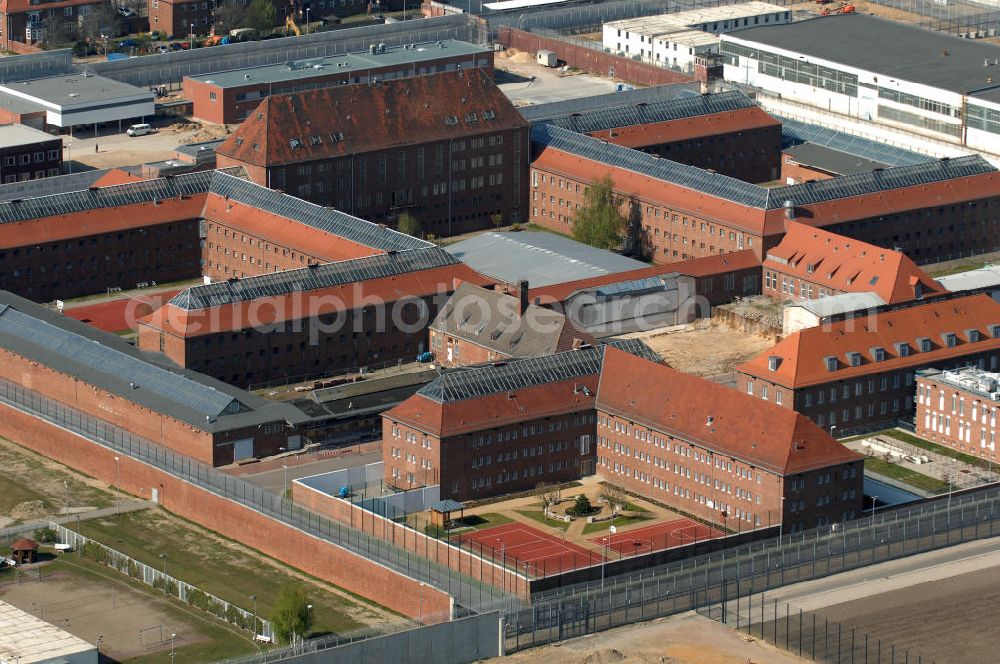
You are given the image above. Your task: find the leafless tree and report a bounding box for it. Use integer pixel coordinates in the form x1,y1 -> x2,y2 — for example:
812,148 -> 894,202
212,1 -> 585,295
600,483 -> 628,514
213,0 -> 250,32
536,482 -> 560,510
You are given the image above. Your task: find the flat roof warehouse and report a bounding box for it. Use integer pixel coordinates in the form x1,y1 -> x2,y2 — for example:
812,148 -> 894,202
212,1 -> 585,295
187,39 -> 490,89
723,13 -> 1000,97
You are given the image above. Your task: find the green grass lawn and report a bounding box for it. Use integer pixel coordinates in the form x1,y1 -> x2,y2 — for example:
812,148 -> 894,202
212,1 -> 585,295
864,457 -> 949,494
514,509 -> 571,532
42,556 -> 260,663
461,512 -> 514,530
926,260 -> 990,278
0,477 -> 50,516
68,510 -> 378,637
880,429 -> 995,472
581,513 -> 653,536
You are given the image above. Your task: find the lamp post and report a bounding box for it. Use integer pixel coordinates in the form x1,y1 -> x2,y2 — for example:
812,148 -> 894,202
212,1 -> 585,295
830,425 -> 837,439
282,462 -> 288,497
114,456 -> 121,516
305,8 -> 310,34
250,595 -> 257,636
870,495 -> 878,528
306,604 -> 313,641
170,633 -> 176,663
63,480 -> 69,515
190,24 -> 195,51
778,496 -> 786,541
159,553 -> 168,591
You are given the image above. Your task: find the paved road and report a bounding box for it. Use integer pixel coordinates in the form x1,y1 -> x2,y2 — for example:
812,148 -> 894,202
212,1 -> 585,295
234,450 -> 382,494
0,500 -> 156,541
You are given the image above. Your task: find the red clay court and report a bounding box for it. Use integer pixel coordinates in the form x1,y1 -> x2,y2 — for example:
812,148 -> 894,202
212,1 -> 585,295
587,517 -> 725,557
64,289 -> 181,333
455,522 -> 605,577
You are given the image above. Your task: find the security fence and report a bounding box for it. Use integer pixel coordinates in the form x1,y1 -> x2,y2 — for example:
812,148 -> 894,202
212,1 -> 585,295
0,378 -> 512,615
504,483 -> 1000,652
48,523 -> 273,640
700,593 -> 935,664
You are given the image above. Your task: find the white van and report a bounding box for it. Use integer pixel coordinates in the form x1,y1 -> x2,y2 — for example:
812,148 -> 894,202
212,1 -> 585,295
127,123 -> 152,137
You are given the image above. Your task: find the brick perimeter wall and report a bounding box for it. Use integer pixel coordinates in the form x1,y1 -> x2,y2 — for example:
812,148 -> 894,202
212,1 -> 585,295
0,402 -> 454,622
293,482 -> 529,597
498,28 -> 696,87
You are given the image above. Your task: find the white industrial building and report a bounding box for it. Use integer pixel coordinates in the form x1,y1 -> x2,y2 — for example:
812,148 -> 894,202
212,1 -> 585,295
0,72 -> 154,132
720,13 -> 1000,156
603,2 -> 790,72
0,600 -> 98,664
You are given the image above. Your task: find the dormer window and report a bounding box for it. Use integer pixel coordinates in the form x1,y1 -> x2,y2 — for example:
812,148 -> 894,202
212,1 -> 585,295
991,324 -> 1000,338
824,356 -> 838,372
966,328 -> 981,343
917,337 -> 932,352
894,341 -> 910,357
768,355 -> 781,371
941,332 -> 957,348
845,351 -> 862,367
870,346 -> 886,362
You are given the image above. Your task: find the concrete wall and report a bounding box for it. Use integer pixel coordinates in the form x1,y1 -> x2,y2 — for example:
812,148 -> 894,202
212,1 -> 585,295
268,612 -> 502,664
498,27 -> 695,88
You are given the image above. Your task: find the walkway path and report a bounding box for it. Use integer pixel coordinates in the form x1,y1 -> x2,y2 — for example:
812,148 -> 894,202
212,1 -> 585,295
0,500 -> 155,542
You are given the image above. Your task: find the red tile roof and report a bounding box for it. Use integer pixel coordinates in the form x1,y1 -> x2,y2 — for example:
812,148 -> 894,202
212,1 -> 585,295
384,374 -> 600,437
737,293 -> 1000,388
216,70 -> 528,168
532,146 -> 1000,238
667,248 -> 761,277
598,346 -> 861,475
764,222 -> 944,304
588,108 -> 780,149
91,169 -> 145,188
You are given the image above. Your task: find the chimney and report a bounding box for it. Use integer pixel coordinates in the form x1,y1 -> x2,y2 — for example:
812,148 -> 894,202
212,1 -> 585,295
784,200 -> 796,220
518,280 -> 529,316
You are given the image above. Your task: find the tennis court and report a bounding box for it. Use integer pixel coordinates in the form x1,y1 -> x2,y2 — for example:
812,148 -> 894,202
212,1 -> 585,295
587,517 -> 725,557
455,522 -> 605,577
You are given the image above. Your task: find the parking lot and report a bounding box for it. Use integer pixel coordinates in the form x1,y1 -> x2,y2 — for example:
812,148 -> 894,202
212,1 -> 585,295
495,51 -> 620,107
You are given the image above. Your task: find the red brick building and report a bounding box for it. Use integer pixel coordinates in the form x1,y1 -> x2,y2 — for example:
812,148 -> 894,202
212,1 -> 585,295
428,281 -> 594,367
215,70 -> 530,237
737,294 -> 1000,435
597,347 -> 863,532
381,340 -> 657,499
540,90 -> 782,183
762,221 -> 944,304
183,40 -> 493,124
138,247 -> 488,388
529,123 -> 1000,264
0,0 -> 111,51
0,289 -> 309,466
148,0 -> 294,40
915,366 -> 1000,463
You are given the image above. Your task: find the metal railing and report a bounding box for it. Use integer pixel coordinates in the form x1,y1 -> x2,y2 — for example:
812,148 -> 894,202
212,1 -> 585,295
0,378 -> 512,615
504,483 -> 1000,652
50,523 -> 273,640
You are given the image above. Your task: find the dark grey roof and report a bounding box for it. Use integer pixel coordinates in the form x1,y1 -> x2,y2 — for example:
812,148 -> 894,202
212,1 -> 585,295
533,124 -> 996,210
725,14 -> 1000,95
541,90 -> 757,134
428,499 -> 464,512
170,246 -> 458,310
430,282 -> 578,358
0,168 -> 226,224
416,338 -> 660,403
209,171 -> 431,253
0,168 -> 429,253
519,82 -> 702,122
445,230 -> 647,287
174,138 -> 226,161
782,142 -> 889,176
0,290 -> 307,431
0,168 -> 116,203
779,117 -> 931,167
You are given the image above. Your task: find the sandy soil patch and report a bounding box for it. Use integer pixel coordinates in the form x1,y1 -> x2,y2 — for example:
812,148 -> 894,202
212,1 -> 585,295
618,320 -> 774,377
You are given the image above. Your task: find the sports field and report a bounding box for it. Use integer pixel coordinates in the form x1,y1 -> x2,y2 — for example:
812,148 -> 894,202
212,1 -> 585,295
587,517 -> 725,556
455,522 -> 605,577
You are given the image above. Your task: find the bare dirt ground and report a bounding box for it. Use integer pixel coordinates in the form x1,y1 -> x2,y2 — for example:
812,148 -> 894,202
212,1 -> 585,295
617,320 -> 775,377
492,611 -> 809,664
65,118 -> 232,171
0,559 -> 215,661
789,0 -> 931,25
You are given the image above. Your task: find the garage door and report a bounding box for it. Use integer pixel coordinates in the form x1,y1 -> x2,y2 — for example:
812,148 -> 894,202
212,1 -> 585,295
233,438 -> 255,461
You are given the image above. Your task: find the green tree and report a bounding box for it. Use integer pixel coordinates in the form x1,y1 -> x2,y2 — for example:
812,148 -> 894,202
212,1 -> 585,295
397,212 -> 422,238
270,585 -> 312,645
572,174 -> 627,250
245,0 -> 276,35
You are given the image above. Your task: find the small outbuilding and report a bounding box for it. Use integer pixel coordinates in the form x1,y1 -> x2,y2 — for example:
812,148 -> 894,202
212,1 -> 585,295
10,538 -> 39,564
428,499 -> 465,529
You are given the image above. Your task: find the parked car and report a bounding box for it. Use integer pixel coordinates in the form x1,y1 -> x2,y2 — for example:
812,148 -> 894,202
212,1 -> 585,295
127,123 -> 152,137
156,45 -> 170,53
119,38 -> 136,48
169,42 -> 184,51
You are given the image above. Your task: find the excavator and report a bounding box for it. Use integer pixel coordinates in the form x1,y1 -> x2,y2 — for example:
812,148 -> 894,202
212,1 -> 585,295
819,2 -> 856,15
285,14 -> 302,36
